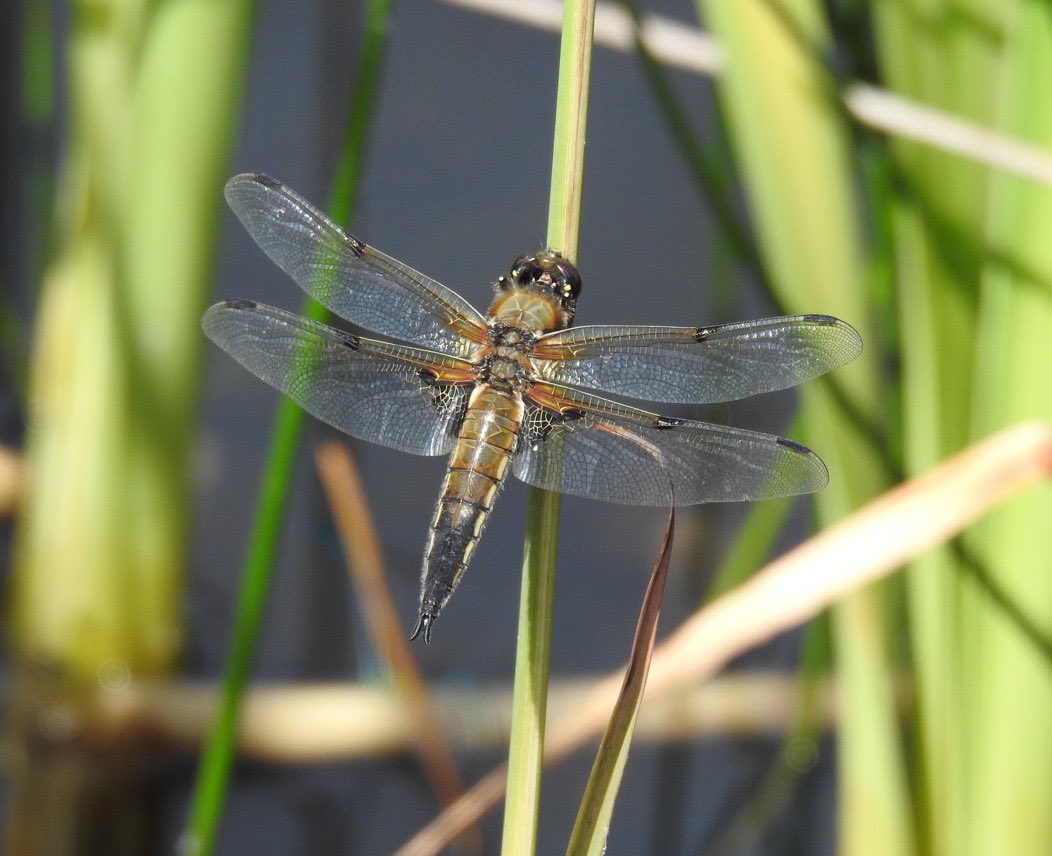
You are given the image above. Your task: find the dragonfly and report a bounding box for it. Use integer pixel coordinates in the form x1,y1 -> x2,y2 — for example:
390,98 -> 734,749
203,174 -> 862,643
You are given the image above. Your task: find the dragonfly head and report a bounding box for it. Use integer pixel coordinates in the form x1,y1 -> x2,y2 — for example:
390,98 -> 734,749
496,250 -> 582,319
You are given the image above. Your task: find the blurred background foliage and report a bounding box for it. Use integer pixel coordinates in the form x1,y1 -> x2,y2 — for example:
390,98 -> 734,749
2,0 -> 1051,854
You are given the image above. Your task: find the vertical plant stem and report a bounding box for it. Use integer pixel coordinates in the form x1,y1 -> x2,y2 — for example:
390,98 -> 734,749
501,2 -> 596,853
545,0 -> 595,257
870,3 -> 1005,852
964,6 -> 1052,856
697,3 -> 906,856
9,0 -> 253,849
183,402 -> 303,856
183,2 -> 391,854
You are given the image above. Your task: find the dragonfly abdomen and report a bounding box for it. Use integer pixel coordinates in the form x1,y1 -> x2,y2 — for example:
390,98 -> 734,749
413,384 -> 524,642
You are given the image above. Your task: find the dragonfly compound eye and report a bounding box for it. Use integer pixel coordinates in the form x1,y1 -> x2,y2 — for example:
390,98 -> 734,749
551,259 -> 582,301
509,254 -> 534,283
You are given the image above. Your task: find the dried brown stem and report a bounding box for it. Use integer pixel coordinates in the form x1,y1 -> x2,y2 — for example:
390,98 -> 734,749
313,442 -> 481,852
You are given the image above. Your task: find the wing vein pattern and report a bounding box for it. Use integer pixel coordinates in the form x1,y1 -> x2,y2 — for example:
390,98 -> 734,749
514,382 -> 828,506
203,301 -> 472,456
224,173 -> 487,356
535,316 -> 862,404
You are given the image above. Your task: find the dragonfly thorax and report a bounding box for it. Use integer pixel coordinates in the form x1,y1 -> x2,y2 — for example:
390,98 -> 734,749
483,356 -> 525,386
488,322 -> 536,350
471,323 -> 536,389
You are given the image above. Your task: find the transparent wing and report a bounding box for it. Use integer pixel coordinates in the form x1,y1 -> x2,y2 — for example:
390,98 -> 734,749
224,174 -> 488,356
202,300 -> 475,456
512,382 -> 828,506
533,315 -> 862,404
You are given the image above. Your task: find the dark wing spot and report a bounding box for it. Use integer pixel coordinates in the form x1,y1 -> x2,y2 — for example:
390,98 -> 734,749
801,313 -> 838,325
655,417 -> 686,429
224,298 -> 257,310
342,333 -> 360,350
348,236 -> 366,258
693,326 -> 717,341
776,436 -> 812,454
253,173 -> 283,189
562,408 -> 584,422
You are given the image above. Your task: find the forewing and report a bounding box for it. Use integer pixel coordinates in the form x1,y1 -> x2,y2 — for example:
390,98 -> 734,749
203,300 -> 474,456
513,382 -> 828,506
224,174 -> 488,356
534,315 -> 862,404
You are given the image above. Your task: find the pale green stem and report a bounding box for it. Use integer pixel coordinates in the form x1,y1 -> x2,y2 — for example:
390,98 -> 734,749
501,1 -> 596,853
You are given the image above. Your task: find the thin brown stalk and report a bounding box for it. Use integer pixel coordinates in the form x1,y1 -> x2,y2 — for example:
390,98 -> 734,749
0,445 -> 22,517
313,442 -> 480,852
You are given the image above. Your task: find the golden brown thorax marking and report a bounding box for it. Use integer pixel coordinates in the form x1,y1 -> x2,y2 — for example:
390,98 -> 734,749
488,289 -> 563,333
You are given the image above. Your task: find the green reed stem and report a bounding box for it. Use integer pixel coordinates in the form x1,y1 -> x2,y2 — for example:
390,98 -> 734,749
183,2 -> 391,853
502,2 -> 596,853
